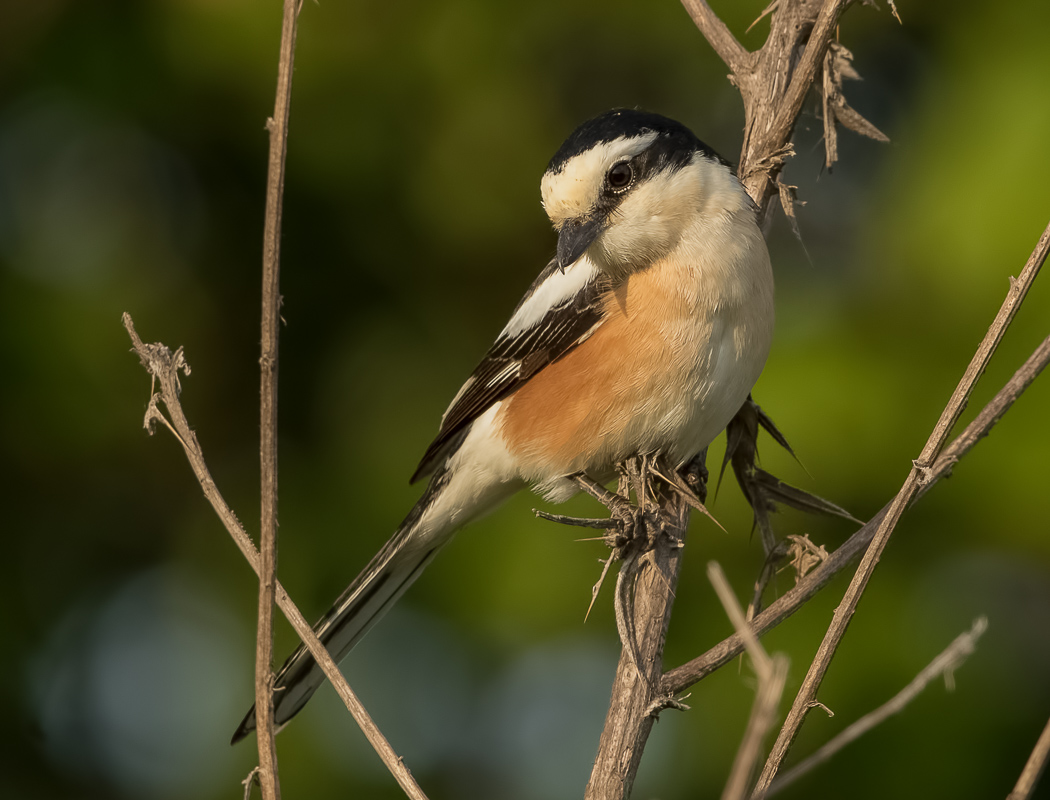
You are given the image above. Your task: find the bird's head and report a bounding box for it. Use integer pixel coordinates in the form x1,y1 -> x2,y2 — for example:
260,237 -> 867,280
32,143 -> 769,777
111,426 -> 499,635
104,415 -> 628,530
541,109 -> 745,276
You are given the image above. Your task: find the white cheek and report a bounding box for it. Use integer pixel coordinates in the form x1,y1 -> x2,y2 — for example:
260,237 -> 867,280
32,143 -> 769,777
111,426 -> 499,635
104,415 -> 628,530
590,158 -> 749,272
594,178 -> 691,268
595,213 -> 675,268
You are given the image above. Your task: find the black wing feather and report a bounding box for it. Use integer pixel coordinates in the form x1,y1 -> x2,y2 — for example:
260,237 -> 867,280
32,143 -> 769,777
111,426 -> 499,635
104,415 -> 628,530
410,259 -> 607,482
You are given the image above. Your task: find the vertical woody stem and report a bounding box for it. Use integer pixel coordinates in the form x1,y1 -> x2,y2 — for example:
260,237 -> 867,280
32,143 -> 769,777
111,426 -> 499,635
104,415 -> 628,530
255,1 -> 300,797
585,465 -> 701,800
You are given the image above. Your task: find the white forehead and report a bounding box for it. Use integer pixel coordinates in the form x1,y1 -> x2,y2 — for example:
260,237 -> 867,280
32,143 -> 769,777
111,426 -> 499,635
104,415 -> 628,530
540,132 -> 659,225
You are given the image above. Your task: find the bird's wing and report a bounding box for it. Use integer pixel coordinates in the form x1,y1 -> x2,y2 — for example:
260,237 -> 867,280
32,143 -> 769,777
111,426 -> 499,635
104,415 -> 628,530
411,255 -> 608,482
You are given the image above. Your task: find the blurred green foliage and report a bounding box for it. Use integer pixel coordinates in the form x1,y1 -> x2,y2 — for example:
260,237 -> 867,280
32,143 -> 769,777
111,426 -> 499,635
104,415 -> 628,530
3,1 -> 1049,798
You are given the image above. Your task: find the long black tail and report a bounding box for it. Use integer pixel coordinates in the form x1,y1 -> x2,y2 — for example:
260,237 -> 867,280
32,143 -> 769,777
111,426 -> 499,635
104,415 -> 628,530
231,513 -> 443,744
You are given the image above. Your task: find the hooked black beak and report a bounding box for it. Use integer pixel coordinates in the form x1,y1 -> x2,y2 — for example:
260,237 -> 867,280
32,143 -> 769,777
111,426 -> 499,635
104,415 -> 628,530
556,215 -> 608,270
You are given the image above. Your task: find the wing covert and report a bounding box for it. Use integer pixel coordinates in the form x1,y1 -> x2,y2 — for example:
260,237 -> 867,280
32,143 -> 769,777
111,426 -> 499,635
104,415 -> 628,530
410,257 -> 607,482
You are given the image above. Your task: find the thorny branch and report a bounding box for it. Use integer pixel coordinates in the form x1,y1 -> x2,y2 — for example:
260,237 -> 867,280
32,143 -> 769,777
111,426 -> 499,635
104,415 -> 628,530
122,314 -> 430,800
582,454 -> 700,800
580,3 -> 900,797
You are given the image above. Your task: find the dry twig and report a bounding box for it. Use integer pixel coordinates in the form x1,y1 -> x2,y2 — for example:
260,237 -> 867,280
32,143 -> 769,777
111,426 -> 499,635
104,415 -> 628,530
708,563 -> 789,800
253,1 -> 301,796
1008,714 -> 1050,800
1012,713 -> 1050,797
122,314 -> 429,800
761,617 -> 988,797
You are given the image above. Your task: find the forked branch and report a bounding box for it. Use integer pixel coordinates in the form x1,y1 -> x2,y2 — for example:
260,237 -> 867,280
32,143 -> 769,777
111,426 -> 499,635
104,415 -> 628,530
752,218 -> 1048,793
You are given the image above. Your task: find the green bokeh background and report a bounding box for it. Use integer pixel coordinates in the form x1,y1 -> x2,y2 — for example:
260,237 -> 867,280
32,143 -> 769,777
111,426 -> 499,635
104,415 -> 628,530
4,1 -> 1049,798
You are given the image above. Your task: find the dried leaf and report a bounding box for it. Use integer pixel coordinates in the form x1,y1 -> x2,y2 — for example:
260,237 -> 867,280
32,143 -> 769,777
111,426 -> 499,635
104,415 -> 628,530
820,41 -> 890,170
784,534 -> 829,583
833,99 -> 890,143
822,50 -> 838,169
777,179 -> 806,243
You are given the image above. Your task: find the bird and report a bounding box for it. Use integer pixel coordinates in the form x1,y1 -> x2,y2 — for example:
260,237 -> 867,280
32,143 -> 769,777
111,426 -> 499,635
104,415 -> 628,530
232,108 -> 775,743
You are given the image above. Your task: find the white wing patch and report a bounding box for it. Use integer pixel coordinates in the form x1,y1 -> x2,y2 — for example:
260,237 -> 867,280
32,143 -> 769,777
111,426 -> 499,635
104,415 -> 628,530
500,256 -> 598,338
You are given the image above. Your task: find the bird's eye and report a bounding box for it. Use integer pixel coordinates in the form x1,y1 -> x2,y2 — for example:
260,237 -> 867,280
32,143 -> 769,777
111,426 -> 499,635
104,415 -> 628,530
607,162 -> 633,192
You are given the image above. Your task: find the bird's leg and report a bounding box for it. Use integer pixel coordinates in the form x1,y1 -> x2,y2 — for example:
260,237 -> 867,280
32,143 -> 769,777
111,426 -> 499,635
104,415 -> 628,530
569,471 -> 649,551
533,510 -> 619,530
